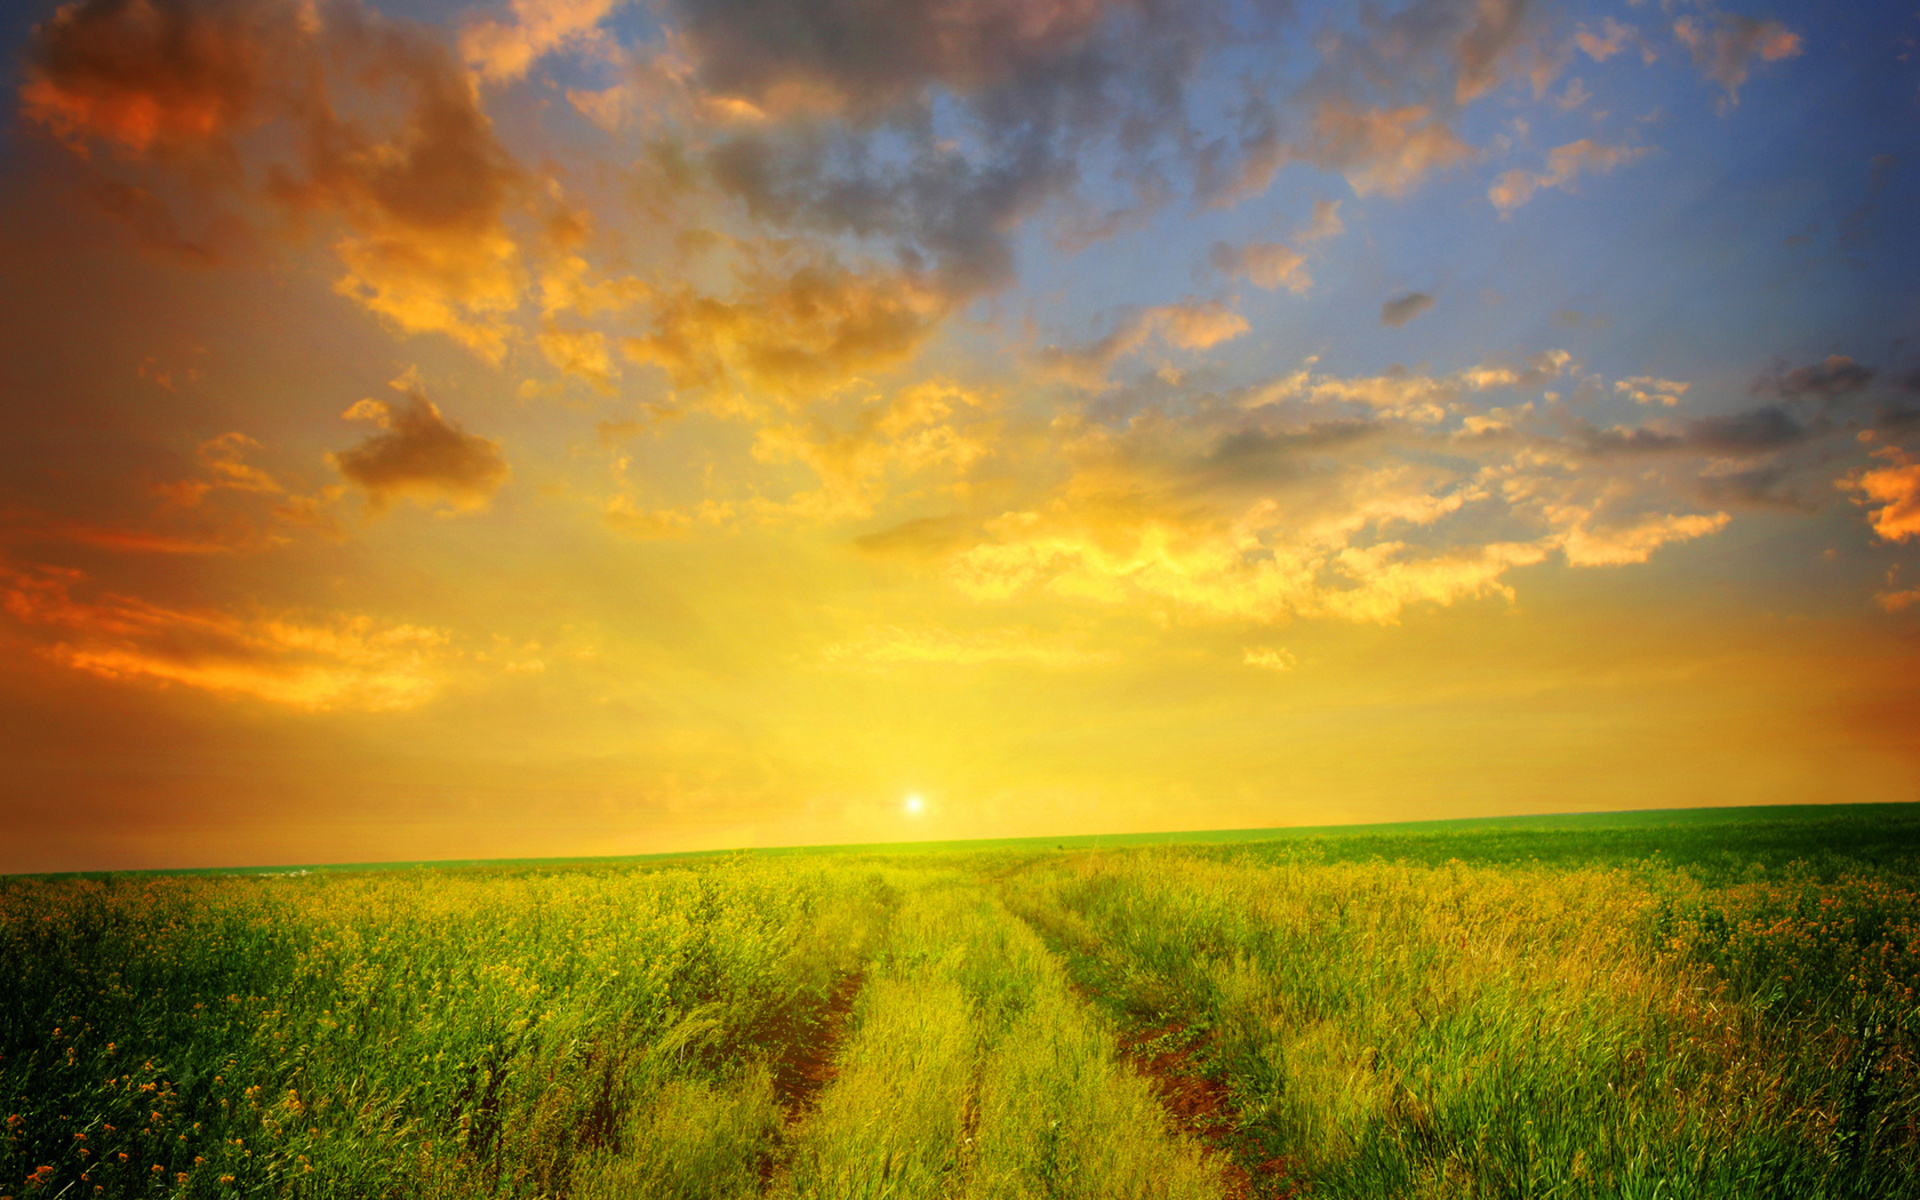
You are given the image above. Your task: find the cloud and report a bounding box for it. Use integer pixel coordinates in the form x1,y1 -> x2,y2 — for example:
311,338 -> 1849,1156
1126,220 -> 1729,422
749,380 -> 992,518
23,0 -> 533,361
1756,354 -> 1876,402
1673,10 -> 1802,105
602,496 -> 735,538
1575,17 -> 1653,66
1297,199 -> 1344,244
1243,645 -> 1295,671
1574,405 -> 1812,457
1551,509 -> 1730,566
0,514 -> 255,556
1615,376 -> 1689,407
1380,291 -> 1433,327
1207,200 -> 1342,295
461,0 -> 624,85
1296,100 -> 1477,198
330,377 -> 510,512
1878,587 -> 1920,614
656,0 -> 1253,310
1,561 -> 449,710
625,260 -> 951,402
1041,300 -> 1249,389
904,341 -> 1774,628
18,0 -> 297,159
1243,351 -> 1570,422
1189,0 -> 1565,208
1210,241 -> 1311,293
539,325 -> 618,392
1489,138 -> 1644,215
670,0 -> 1126,122
943,511 -> 1552,627
1841,448 -> 1920,543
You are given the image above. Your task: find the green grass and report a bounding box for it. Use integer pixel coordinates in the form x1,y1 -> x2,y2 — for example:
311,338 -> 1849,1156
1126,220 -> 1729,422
5,804 -> 1918,1198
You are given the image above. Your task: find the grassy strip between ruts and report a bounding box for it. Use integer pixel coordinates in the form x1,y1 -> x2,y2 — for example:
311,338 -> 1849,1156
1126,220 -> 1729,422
769,877 -> 1227,1199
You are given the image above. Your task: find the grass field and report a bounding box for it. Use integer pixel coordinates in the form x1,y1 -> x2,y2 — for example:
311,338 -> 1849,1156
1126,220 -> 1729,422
4,804 -> 1918,1198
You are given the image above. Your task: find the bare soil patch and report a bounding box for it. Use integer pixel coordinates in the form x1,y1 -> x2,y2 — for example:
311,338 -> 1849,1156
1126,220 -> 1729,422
757,971 -> 865,1190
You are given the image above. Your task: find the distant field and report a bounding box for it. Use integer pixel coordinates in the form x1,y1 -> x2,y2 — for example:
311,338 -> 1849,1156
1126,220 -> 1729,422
5,804 -> 1917,1198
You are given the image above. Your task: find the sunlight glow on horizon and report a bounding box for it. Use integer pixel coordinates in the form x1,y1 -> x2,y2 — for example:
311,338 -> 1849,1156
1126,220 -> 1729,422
0,0 -> 1915,874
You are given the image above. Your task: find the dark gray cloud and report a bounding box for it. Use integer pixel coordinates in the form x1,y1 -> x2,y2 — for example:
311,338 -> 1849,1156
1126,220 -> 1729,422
1192,0 -> 1544,208
1381,291 -> 1434,327
331,383 -> 509,512
1693,465 -> 1807,511
1573,405 -> 1814,457
1755,354 -> 1877,402
669,0 -> 1261,299
1202,419 -> 1384,480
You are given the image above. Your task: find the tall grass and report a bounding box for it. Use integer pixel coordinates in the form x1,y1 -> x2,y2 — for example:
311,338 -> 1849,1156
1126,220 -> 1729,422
7,813 -> 1917,1199
1,861 -> 888,1198
1004,851 -> 1920,1197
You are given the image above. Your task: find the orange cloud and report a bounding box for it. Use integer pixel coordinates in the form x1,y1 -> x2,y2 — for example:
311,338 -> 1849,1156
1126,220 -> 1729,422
18,0 -> 293,158
1673,11 -> 1802,105
1296,101 -> 1477,199
461,0 -> 623,85
1576,17 -> 1652,66
24,0 -> 533,360
1040,300 -> 1249,389
1489,139 -> 1645,216
331,378 -> 511,513
1210,241 -> 1311,294
1841,448 -> 1920,543
1,561 -> 449,710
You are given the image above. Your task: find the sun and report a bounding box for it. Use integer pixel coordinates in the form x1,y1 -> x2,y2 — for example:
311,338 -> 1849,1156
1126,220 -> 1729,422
904,793 -> 925,816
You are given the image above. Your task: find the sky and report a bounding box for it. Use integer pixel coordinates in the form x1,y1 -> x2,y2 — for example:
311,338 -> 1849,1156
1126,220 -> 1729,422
1,0 -> 1917,873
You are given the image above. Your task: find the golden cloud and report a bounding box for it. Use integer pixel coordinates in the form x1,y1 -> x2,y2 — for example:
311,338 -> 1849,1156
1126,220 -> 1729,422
1673,11 -> 1802,105
539,325 -> 618,392
1614,377 -> 1690,407
626,262 -> 951,404
750,380 -> 993,519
